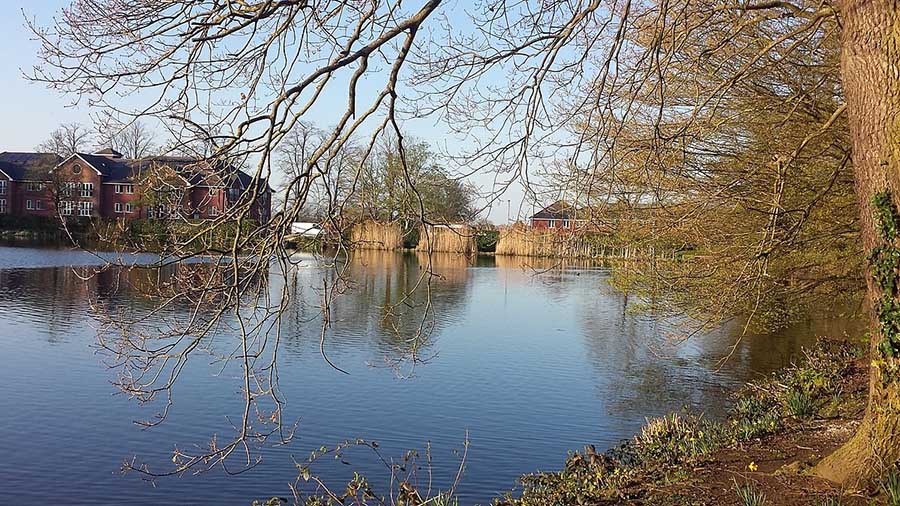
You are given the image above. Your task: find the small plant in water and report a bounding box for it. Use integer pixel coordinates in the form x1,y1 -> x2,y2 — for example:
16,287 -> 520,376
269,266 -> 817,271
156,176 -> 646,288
882,467 -> 900,505
734,480 -> 767,506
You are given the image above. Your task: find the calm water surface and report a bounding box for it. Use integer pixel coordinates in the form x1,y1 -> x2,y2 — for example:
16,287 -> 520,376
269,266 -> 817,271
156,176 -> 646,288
0,245 -> 859,504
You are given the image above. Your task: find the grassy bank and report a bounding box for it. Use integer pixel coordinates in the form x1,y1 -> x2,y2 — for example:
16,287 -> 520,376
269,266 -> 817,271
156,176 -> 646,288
275,338 -> 891,506
497,339 -> 877,506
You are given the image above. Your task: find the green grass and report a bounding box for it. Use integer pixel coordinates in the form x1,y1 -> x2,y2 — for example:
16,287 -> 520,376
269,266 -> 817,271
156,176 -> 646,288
784,389 -> 816,419
817,495 -> 842,506
733,480 -> 767,506
882,468 -> 900,505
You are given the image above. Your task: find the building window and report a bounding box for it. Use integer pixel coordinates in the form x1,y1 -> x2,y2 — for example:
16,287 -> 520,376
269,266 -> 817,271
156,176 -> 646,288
72,164 -> 82,175
61,201 -> 74,216
114,202 -> 123,213
62,182 -> 80,197
26,182 -> 44,192
78,201 -> 93,217
26,200 -> 34,210
562,219 -> 569,228
0,180 -> 7,195
79,183 -> 94,198
0,199 -> 6,214
36,200 -> 44,211
125,203 -> 134,214
115,184 -> 134,194
209,206 -> 219,216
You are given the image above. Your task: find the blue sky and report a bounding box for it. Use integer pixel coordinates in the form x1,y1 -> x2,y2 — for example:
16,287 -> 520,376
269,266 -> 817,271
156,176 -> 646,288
0,2 -> 529,223
1,2 -> 87,151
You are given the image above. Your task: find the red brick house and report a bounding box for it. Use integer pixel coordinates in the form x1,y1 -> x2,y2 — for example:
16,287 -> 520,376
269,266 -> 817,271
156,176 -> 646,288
0,149 -> 271,222
529,200 -> 586,230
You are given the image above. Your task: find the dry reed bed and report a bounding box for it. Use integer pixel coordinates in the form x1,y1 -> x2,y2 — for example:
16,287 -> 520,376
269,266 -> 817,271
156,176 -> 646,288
496,228 -> 663,259
349,220 -> 402,250
415,225 -> 476,254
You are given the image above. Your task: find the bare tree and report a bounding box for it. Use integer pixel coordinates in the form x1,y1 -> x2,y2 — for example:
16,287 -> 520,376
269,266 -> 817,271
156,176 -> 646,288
24,0 -> 900,489
95,121 -> 157,158
36,122 -> 92,156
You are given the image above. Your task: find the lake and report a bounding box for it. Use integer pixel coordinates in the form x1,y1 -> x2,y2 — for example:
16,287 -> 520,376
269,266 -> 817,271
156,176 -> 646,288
0,245 -> 859,504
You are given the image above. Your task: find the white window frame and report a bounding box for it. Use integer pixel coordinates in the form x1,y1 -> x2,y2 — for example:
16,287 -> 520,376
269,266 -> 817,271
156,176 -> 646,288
125,203 -> 134,214
61,201 -> 74,216
26,199 -> 34,210
0,198 -> 6,214
0,180 -> 7,196
79,182 -> 94,198
27,182 -> 44,192
114,202 -> 123,213
62,182 -> 79,197
36,200 -> 44,211
209,206 -> 219,217
78,201 -> 93,217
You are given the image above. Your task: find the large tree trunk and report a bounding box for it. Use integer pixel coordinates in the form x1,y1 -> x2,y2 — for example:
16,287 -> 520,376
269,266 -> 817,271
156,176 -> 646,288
811,0 -> 900,487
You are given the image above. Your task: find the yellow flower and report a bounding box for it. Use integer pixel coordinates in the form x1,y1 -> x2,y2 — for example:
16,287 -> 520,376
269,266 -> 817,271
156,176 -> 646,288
748,462 -> 758,472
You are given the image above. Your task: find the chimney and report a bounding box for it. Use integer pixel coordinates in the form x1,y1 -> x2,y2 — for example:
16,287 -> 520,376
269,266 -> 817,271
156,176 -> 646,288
94,148 -> 124,159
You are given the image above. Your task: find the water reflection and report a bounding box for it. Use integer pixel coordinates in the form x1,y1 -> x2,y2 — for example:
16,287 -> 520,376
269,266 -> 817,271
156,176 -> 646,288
0,245 -> 862,505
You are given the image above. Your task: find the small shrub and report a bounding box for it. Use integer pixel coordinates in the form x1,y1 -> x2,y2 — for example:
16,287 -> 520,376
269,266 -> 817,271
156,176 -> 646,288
634,413 -> 727,466
882,467 -> 900,505
729,390 -> 780,440
734,480 -> 767,506
475,229 -> 499,252
505,446 -> 627,505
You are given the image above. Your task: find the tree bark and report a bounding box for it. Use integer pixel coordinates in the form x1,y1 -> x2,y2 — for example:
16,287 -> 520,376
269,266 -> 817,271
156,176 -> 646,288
811,0 -> 900,487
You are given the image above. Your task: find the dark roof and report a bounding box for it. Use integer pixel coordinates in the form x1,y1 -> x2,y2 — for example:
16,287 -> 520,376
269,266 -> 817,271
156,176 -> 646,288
94,148 -> 123,158
123,156 -> 204,184
79,153 -> 270,190
531,200 -> 579,220
77,153 -> 134,181
0,150 -> 269,191
0,152 -> 63,180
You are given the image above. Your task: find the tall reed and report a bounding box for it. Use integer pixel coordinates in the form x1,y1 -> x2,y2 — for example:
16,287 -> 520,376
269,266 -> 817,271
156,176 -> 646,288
495,226 -> 667,259
350,220 -> 402,250
416,224 -> 476,254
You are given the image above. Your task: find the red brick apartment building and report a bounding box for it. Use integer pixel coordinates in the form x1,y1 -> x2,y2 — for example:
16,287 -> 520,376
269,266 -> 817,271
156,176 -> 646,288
0,149 -> 271,222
